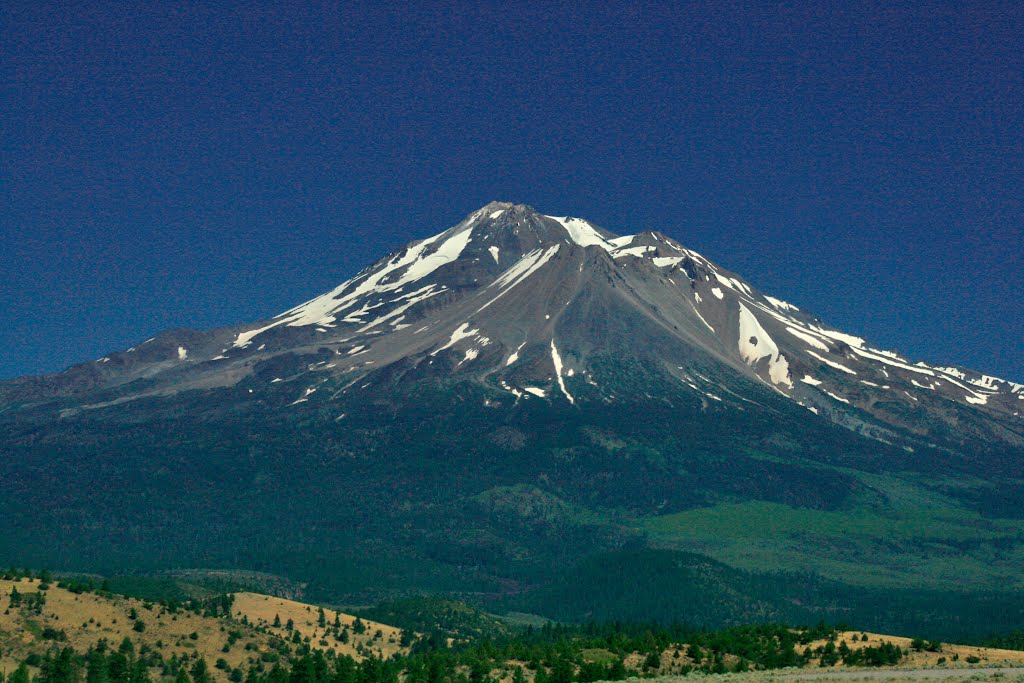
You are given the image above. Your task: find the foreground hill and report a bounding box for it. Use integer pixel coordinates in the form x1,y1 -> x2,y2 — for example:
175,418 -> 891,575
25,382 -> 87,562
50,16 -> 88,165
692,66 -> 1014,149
3,579 -> 1024,683
1,203 -> 1023,634
0,578 -> 408,681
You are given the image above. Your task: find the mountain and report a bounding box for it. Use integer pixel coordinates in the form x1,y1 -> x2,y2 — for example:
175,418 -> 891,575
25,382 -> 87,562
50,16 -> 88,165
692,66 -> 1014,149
2,202 -> 1023,635
4,201 -> 1019,445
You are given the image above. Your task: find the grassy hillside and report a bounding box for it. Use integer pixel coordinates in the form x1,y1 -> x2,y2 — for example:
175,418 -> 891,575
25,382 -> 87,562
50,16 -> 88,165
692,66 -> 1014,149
0,578 -> 409,682
3,577 -> 1024,683
231,592 -> 408,659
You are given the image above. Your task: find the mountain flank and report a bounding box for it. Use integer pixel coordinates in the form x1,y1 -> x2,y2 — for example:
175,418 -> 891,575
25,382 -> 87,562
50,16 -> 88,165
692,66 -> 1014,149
1,202 -> 1022,635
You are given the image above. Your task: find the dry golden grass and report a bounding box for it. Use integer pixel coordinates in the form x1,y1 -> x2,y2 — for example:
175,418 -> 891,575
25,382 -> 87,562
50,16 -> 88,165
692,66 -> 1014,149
231,592 -> 410,661
806,632 -> 1024,669
0,579 -> 407,681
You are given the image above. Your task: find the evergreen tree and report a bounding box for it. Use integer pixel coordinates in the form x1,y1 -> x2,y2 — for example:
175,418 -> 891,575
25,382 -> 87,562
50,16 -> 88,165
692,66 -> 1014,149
129,660 -> 149,683
266,663 -> 288,683
87,649 -> 109,683
107,652 -> 130,683
289,656 -> 316,683
549,658 -> 573,683
190,659 -> 210,683
10,663 -> 30,683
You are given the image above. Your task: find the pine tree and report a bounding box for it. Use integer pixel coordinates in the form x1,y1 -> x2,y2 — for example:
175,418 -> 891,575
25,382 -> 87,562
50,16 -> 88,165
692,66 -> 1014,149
129,660 -> 149,683
87,649 -> 109,683
10,663 -> 30,683
108,652 -> 130,683
190,660 -> 209,683
333,656 -> 356,683
550,658 -> 574,683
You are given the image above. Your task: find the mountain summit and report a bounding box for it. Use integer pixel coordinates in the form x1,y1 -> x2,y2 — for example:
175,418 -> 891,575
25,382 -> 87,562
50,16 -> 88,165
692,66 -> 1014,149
7,202 -> 1019,450
2,203 -> 1024,626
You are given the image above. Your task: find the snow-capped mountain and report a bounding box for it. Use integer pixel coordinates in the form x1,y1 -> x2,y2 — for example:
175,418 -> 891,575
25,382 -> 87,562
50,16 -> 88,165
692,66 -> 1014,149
7,201 -> 1019,452
4,202 -> 1024,623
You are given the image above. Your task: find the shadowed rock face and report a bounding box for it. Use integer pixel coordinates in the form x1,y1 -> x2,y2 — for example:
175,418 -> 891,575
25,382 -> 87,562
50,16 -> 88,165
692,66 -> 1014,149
4,201 -> 1020,451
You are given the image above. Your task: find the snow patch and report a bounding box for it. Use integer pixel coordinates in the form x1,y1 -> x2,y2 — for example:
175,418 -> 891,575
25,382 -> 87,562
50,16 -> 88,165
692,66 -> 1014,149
934,366 -> 967,380
233,221 -> 476,346
785,326 -> 831,351
737,303 -> 793,388
765,296 -> 799,312
546,216 -> 614,250
613,245 -> 656,259
813,328 -> 868,349
356,284 -> 444,332
801,375 -> 823,386
711,288 -> 724,300
686,297 -> 715,333
507,341 -> 526,366
806,350 -> 857,375
523,387 -> 547,397
177,346 -> 188,360
488,245 -> 500,264
432,323 -> 479,356
851,347 -> 936,376
289,386 -> 318,406
500,380 -> 523,398
550,340 -> 574,404
478,245 -> 560,312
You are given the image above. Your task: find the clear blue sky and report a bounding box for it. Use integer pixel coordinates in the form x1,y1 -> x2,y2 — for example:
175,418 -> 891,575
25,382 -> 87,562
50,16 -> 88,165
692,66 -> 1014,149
2,2 -> 1021,381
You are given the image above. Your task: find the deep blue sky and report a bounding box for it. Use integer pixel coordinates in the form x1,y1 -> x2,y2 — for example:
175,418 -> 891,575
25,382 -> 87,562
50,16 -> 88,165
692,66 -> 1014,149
2,2 -> 1021,381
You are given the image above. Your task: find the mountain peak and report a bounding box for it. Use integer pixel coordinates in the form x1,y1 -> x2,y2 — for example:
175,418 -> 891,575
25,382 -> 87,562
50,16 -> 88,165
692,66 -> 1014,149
6,202 -> 1021,454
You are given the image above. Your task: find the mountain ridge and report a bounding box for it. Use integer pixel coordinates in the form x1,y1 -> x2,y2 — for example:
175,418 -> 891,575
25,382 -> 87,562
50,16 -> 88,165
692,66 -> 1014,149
3,202 -> 1020,452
